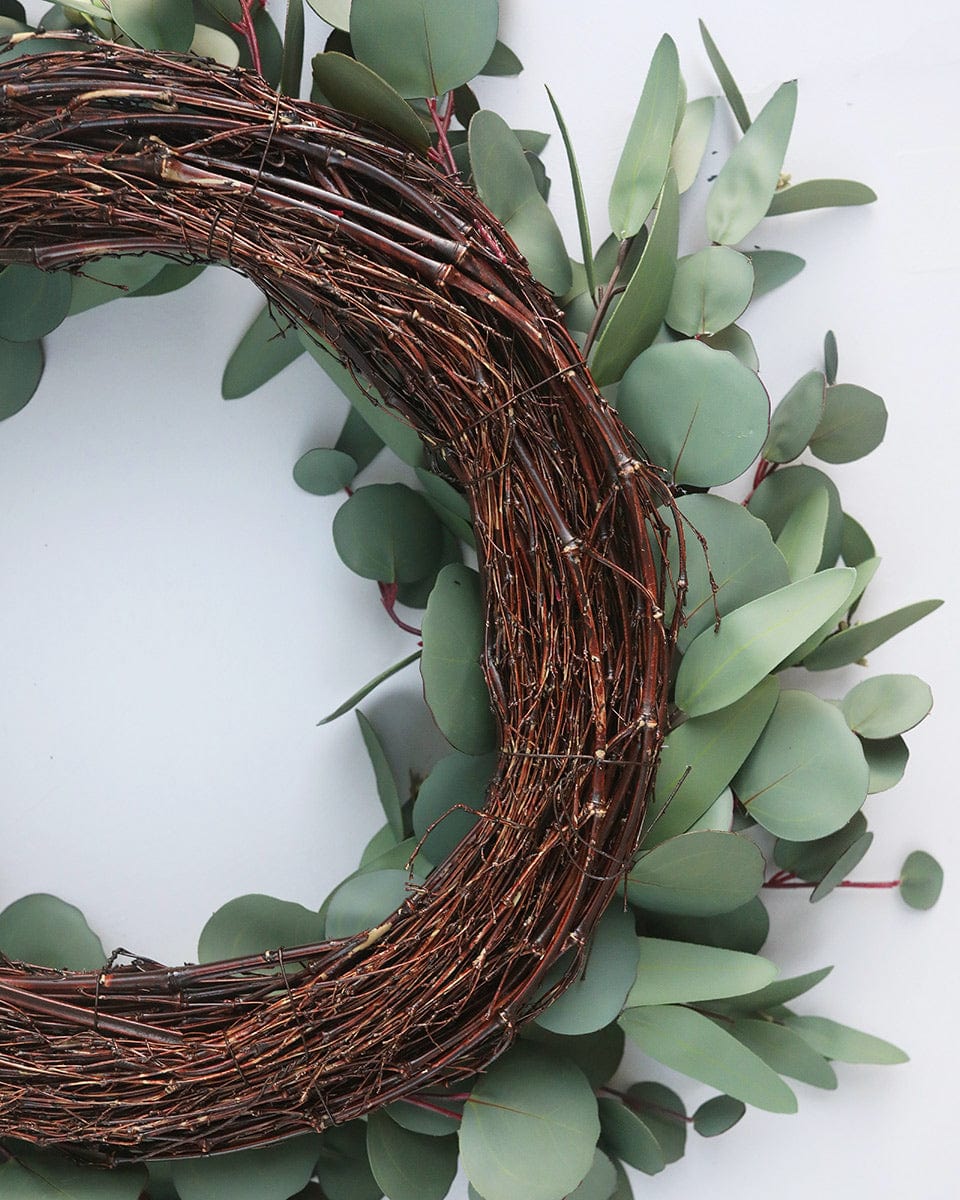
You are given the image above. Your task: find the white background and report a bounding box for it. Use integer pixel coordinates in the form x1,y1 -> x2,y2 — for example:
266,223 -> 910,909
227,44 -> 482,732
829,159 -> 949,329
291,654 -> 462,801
2,2 -> 958,1197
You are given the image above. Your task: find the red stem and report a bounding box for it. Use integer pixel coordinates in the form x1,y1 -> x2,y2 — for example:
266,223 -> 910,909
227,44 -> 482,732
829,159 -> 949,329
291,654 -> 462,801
227,0 -> 264,77
764,872 -> 901,890
599,1086 -> 691,1123
378,581 -> 422,637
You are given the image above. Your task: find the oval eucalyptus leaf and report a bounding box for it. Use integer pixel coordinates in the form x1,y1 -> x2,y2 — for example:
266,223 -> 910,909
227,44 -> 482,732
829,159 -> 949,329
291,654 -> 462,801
69,253 -> 169,313
706,82 -> 797,245
335,404 -> 384,472
172,1136 -> 323,1200
130,261 -> 206,297
734,690 -> 869,840
0,1145 -> 147,1199
774,812 -> 868,883
700,323 -> 758,370
626,831 -> 765,917
414,467 -> 475,547
719,965 -> 834,1013
804,598 -> 942,671
748,464 -> 843,569
413,749 -> 496,864
670,96 -> 715,192
626,938 -> 777,1007
420,563 -> 496,754
900,850 -> 944,911
395,524 -> 463,609
692,1094 -> 746,1137
590,172 -> 679,386
356,710 -> 404,840
747,249 -> 805,298
841,673 -> 933,739
0,894 -> 104,971
675,568 -> 855,717
862,735 -> 909,794
0,336 -> 43,421
0,264 -> 71,341
809,383 -> 888,463
618,340 -> 769,487
366,1113 -> 457,1200
810,832 -> 874,903
687,785 -> 734,833
305,0 -> 349,30
784,1015 -> 908,1065
535,905 -> 642,1036
841,512 -> 875,567
315,1122 -> 382,1200
783,554 -> 880,668
648,676 -> 779,845
608,34 -> 680,238
597,1098 -> 665,1176
310,53 -> 430,150
619,1005 -> 797,1113
521,1022 -> 625,1092
350,0 -> 497,98
623,1082 -> 686,1164
824,329 -> 839,383
731,1019 -> 837,1089
324,868 -> 414,940
767,179 -> 877,215
665,247 -> 754,336
222,304 -> 304,399
112,0 -> 194,51
460,1044 -> 600,1200
197,894 -> 326,963
469,110 -> 571,295
644,896 -> 770,956
775,486 -> 829,581
332,483 -> 444,582
146,1162 -> 179,1200
384,1093 -> 463,1137
566,1149 -> 619,1199
762,370 -> 825,463
293,447 -> 357,495
698,20 -> 750,132
191,22 -> 240,67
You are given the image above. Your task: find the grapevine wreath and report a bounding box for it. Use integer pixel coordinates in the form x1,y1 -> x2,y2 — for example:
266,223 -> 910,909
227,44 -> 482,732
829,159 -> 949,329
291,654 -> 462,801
0,3 -> 946,1199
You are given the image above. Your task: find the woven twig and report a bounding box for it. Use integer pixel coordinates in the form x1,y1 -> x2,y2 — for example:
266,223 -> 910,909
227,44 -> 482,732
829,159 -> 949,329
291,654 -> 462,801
0,34 -> 682,1163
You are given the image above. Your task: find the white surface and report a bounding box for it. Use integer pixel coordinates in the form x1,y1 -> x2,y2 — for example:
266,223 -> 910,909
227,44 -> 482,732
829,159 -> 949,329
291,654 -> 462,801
2,2 -> 958,1197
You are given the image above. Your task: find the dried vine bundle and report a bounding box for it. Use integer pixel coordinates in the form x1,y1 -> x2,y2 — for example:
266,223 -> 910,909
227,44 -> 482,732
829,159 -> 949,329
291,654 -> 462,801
0,34 -> 682,1163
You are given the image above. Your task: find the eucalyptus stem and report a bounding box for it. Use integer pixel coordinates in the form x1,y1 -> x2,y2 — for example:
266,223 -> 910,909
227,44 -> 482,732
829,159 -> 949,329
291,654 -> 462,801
582,236 -> 633,359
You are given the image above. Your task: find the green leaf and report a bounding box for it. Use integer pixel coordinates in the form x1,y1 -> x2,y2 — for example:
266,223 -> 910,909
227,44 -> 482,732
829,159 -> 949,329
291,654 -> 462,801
783,555 -> 880,668
647,677 -> 779,845
841,673 -> 933,739
597,1098 -> 665,1176
734,690 -> 868,840
335,405 -> 384,473
420,563 -> 496,754
608,34 -> 681,238
565,1149 -> 619,1199
810,831 -> 873,902
626,831 -> 765,917
700,323 -> 758,370
197,894 -> 325,962
414,468 -> 475,547
748,464 -> 843,570
767,179 -> 877,215
590,172 -> 679,386
0,894 -> 104,970
774,813 -> 868,882
356,711 -> 404,840
645,897 -> 769,956
535,905 -> 642,1036
332,483 -> 444,582
0,336 -> 43,421
841,513 -> 875,567
305,0 -> 349,30
112,0 -> 194,50
315,1122 -> 382,1200
324,868 -> 414,939
747,249 -> 805,298
862,735 -> 909,794
626,938 -> 777,1007
319,650 -> 421,724
366,1113 -> 457,1200
675,568 -> 855,717
665,247 -> 754,336
460,1044 -> 600,1200
310,53 -> 430,150
546,86 -> 596,301
413,750 -> 496,865
222,304 -> 304,398
809,383 -> 888,463
0,264 -> 71,341
395,524 -> 463,609
698,20 -> 750,132
720,965 -> 834,1013
469,110 -> 571,295
824,329 -> 839,384
804,598 -> 943,671
172,1136 -> 322,1200
68,254 -> 169,313
129,260 -> 206,297
383,1097 -> 462,1139
618,340 -> 769,487
900,850 -> 944,911
191,21 -> 240,67
762,371 -> 826,464
783,1015 -> 908,1065
279,0 -> 304,96
619,1005 -> 797,1113
670,96 -> 715,193
520,1023 -> 625,1090
0,1145 -> 147,1199
775,487 -> 829,581
145,1162 -> 179,1200
479,38 -> 522,75
692,1094 -> 745,1136
706,82 -> 797,245
293,447 -> 357,495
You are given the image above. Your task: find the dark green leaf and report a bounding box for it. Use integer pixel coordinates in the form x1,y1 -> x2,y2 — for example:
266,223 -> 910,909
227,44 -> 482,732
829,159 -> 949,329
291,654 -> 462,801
566,1149 -> 619,1199
784,1015 -> 908,1065
824,329 -> 838,384
315,1122 -> 382,1200
597,1098 -> 665,1176
841,513 -> 875,567
324,868 -> 414,940
318,650 -> 421,724
670,96 -> 715,192
693,1094 -> 746,1136
747,249 -> 805,298
862,735 -> 909,794
900,850 -> 943,911
293,447 -> 357,495
720,965 -> 834,1013
767,179 -> 877,215
810,832 -> 873,902
644,897 -> 770,955
700,323 -> 758,370
698,20 -> 750,132
310,53 -> 430,150
190,21 -> 241,67
665,247 -> 754,336
809,383 -> 887,463
335,405 -> 384,472
395,524 -> 463,609
129,261 -> 206,297
145,1162 -> 179,1200
748,464 -> 844,570
222,304 -> 304,399
762,371 -> 826,463
774,813 -> 868,882
520,1023 -> 625,1091
197,894 -> 325,962
626,831 -> 765,916
0,336 -> 43,421
626,937 -> 777,1006
357,710 -> 404,840
0,894 -> 104,971
623,1082 -> 686,1164
414,468 -> 475,547
304,0 -> 349,30
547,86 -> 596,301
480,38 -> 522,76
0,1145 -> 147,1199
0,264 -> 71,341
112,0 -> 194,50
366,1113 -> 457,1200
172,1136 -> 322,1200
332,483 -> 443,582
804,598 -> 942,671
841,673 -> 933,739
413,749 -> 496,865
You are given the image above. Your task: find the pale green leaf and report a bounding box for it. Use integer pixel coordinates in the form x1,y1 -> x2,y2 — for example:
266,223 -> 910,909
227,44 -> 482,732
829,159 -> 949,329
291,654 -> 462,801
626,831 -> 765,916
841,673 -> 933,739
626,937 -> 777,1006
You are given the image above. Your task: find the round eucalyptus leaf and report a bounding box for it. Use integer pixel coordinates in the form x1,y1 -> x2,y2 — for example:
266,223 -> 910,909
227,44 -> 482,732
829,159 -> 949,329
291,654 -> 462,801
734,691 -> 869,840
626,831 -> 765,916
197,894 -> 326,964
384,1094 -> 463,1137
460,1044 -> 600,1200
625,1082 -> 687,1163
565,1149 -> 619,1199
0,1145 -> 147,1199
643,896 -> 770,955
618,340 -> 768,486
350,0 -> 498,98
324,868 -> 414,940
310,52 -> 430,150
693,1094 -> 745,1137
665,246 -> 754,336
190,22 -> 240,67
809,383 -> 888,463
520,1023 -> 625,1090
293,447 -> 357,495
0,264 -> 71,341
112,0 -> 195,51
762,370 -> 825,463
774,812 -> 868,882
366,1112 -> 458,1200
415,467 -> 475,547
305,0 -> 350,29
783,1015 -> 908,1065
900,850 -> 943,910
0,893 -> 104,971
413,750 -> 496,864
172,1136 -> 322,1200
332,483 -> 444,582
862,735 -> 909,794
747,249 -> 805,298
130,261 -> 206,297
748,463 -> 844,569
0,336 -> 43,421
315,1122 -> 381,1200
811,832 -> 874,902
700,323 -> 758,370
597,1097 -> 665,1176
395,524 -> 463,609
626,937 -> 777,1007
841,673 -> 933,739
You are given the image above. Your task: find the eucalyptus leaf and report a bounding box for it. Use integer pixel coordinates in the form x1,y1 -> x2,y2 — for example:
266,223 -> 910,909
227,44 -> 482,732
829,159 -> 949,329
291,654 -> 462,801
597,1097 -> 665,1176
692,1094 -> 745,1137
706,82 -> 797,245
319,650 -> 421,725
293,447 -> 357,495
670,96 -> 715,192
747,249 -> 805,298
191,21 -> 240,67
841,513 -> 875,567
332,483 -> 444,582
384,1094 -> 463,1137
520,1022 -> 625,1091
315,1122 -> 382,1200
305,0 -> 349,30
773,813 -> 868,883
395,524 -> 463,608
626,937 -> 777,1006
324,868 -> 414,940
310,53 -> 430,150
414,467 -> 475,547
197,894 -> 325,963
775,487 -> 829,581
644,897 -> 770,956
0,336 -> 43,421
748,464 -> 844,569
626,831 -> 765,916
0,894 -> 104,971
172,1136 -> 322,1200
803,598 -> 942,671
357,710 -> 404,840
809,383 -> 888,463
480,39 -> 522,76
130,261 -> 206,296
0,1145 -> 147,1199
279,0 -> 303,96
336,405 -> 384,472
784,1015 -> 908,1065
899,850 -> 944,911
783,554 -> 880,668
767,179 -> 877,215
0,264 -> 71,341
862,735 -> 909,794
731,1019 -> 837,1088
366,1112 -> 457,1200
700,324 -> 758,370
720,965 -> 834,1013
762,371 -> 826,463
566,1149 -> 619,1199
547,87 -> 596,301
608,34 -> 681,239
623,1082 -> 686,1164
824,329 -> 839,384
112,0 -> 194,51
412,750 -> 496,865
698,20 -> 750,132
810,832 -> 873,902
222,304 -> 304,399
665,247 -> 754,336
841,673 -> 933,739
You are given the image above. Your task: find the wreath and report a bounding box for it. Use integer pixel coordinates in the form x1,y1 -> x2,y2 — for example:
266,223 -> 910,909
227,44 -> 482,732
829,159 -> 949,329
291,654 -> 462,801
0,4 -> 945,1199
